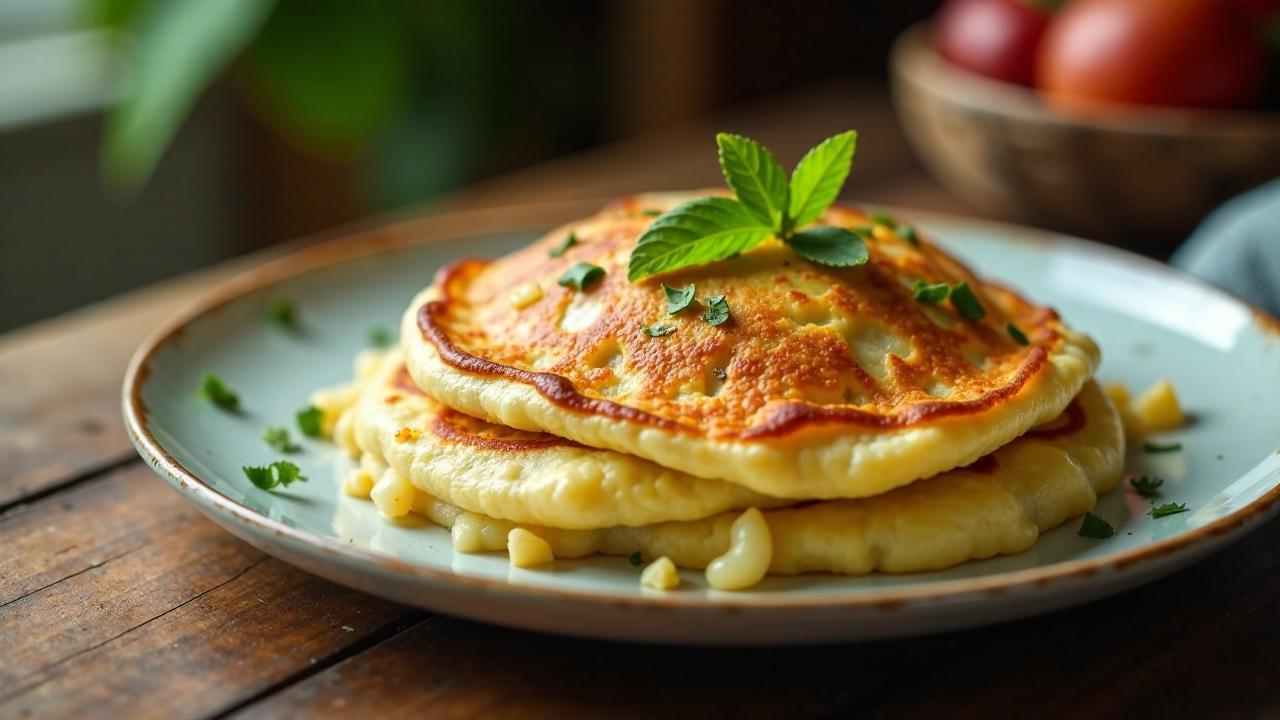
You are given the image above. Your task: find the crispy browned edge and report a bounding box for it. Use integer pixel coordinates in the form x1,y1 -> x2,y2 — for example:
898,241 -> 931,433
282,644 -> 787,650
418,258 -> 1054,438
122,198 -> 1280,612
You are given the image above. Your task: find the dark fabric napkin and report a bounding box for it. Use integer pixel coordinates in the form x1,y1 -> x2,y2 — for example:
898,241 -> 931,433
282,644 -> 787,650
1173,177 -> 1280,316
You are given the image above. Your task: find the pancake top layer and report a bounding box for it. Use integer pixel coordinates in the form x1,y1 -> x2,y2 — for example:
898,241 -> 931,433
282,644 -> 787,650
417,191 -> 1087,441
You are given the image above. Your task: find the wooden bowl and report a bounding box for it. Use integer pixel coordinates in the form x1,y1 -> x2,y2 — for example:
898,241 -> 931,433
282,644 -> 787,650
890,24 -> 1280,249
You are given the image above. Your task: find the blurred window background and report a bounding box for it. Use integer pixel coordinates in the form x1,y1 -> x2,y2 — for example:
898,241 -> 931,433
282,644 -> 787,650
5,0 -> 1278,332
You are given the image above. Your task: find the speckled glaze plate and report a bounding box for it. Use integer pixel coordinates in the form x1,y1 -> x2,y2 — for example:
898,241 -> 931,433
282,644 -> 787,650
123,200 -> 1280,645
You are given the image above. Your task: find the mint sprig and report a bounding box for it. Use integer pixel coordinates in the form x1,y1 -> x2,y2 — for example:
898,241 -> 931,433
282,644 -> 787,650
628,131 -> 866,281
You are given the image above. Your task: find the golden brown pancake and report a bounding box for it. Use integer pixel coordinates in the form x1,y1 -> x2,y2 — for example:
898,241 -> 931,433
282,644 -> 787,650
402,191 -> 1099,499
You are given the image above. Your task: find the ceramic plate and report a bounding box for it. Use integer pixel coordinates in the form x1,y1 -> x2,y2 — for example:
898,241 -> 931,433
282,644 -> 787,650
123,200 -> 1280,645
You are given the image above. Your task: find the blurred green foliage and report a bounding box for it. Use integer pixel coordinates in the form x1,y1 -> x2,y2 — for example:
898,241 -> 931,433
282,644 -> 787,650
92,0 -> 605,206
95,0 -> 277,190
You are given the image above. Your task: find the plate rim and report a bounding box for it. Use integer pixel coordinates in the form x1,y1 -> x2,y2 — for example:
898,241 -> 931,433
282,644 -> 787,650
122,197 -> 1280,612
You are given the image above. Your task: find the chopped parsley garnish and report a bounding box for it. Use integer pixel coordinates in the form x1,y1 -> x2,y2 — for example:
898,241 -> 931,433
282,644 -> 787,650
629,551 -> 644,567
627,131 -> 863,280
267,297 -> 299,331
369,325 -> 393,349
1129,475 -> 1164,498
549,231 -> 578,258
642,324 -> 676,337
898,224 -> 919,246
1148,502 -> 1189,519
243,461 -> 307,491
869,211 -> 896,227
1142,441 -> 1183,454
1007,323 -> 1030,346
851,225 -> 874,239
702,295 -> 731,326
912,279 -> 950,304
558,262 -> 605,291
296,405 -> 324,438
664,283 -> 696,314
262,426 -> 300,453
1078,512 -> 1115,538
200,373 -> 240,412
712,368 -> 728,381
950,281 -> 986,322
640,209 -> 662,217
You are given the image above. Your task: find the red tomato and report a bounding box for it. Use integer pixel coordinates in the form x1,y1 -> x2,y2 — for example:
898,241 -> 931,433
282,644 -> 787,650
1037,0 -> 1267,110
934,0 -> 1053,86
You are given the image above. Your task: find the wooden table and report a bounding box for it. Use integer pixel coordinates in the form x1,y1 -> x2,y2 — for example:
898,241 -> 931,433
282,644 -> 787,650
3,84 -> 1278,719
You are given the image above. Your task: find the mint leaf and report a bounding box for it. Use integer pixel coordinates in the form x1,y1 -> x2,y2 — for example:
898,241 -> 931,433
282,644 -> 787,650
243,460 -> 307,491
296,405 -> 323,437
558,262 -> 605,291
200,373 -> 240,412
787,227 -> 869,267
627,197 -> 773,281
788,131 -> 857,228
913,280 -> 950,304
641,324 -> 676,337
550,231 -> 578,258
716,133 -> 789,227
663,283 -> 696,314
950,282 -> 986,322
702,295 -> 730,326
1078,512 -> 1114,538
1007,323 -> 1030,346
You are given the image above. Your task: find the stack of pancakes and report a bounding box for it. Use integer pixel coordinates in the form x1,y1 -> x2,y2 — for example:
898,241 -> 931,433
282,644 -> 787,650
322,192 -> 1124,591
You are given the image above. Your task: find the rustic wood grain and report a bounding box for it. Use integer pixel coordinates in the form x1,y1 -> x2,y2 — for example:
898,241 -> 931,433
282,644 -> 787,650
861,519 -> 1280,719
230,615 -> 968,720
0,465 -> 415,719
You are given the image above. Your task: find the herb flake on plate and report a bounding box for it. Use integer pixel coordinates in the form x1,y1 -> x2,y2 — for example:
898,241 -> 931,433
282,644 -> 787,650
1148,502 -> 1190,519
1142,440 -> 1182,454
296,405 -> 324,437
369,325 -> 393,349
1078,512 -> 1115,538
267,297 -> 299,331
200,373 -> 240,412
1129,475 -> 1164,498
243,461 -> 307,491
262,426 -> 300,453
